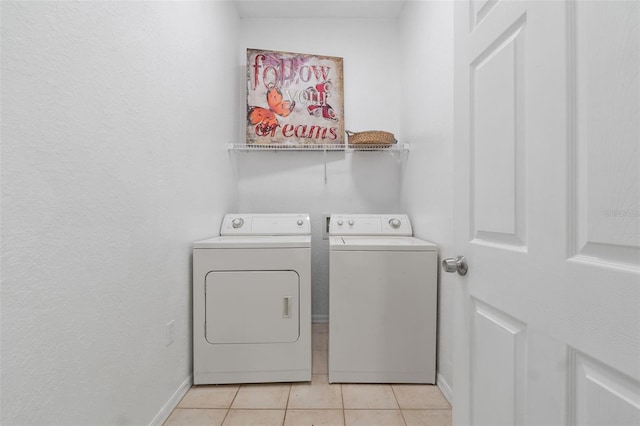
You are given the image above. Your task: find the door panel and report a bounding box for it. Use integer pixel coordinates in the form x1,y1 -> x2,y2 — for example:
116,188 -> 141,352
205,270 -> 299,344
471,15 -> 527,249
472,0 -> 499,29
453,1 -> 640,425
570,0 -> 639,267
573,353 -> 640,425
471,300 -> 526,426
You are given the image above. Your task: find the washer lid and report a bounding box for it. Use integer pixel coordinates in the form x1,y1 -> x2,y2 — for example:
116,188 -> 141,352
194,235 -> 311,249
329,236 -> 437,251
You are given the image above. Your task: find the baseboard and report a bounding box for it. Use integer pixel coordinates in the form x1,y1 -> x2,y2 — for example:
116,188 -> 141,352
437,373 -> 453,406
312,314 -> 329,323
149,375 -> 192,426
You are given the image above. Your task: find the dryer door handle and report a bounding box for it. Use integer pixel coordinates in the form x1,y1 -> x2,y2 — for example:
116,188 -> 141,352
283,296 -> 292,318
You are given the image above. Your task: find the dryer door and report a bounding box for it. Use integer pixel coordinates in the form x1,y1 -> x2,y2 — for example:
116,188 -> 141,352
205,270 -> 300,344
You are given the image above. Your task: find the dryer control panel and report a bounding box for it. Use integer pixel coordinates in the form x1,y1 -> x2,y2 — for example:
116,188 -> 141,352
220,213 -> 311,236
329,214 -> 413,236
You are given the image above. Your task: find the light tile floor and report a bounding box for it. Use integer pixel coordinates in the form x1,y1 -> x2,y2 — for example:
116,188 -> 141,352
165,324 -> 451,426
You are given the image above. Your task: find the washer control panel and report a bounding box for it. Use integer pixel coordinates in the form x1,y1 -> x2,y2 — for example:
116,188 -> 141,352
220,213 -> 310,236
329,214 -> 413,236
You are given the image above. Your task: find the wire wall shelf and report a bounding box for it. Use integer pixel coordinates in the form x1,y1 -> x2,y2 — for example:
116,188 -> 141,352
227,143 -> 410,152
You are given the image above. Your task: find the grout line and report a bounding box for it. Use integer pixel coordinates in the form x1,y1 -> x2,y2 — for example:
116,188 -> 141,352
343,408 -> 408,410
390,385 -> 408,426
227,409 -> 292,412
219,385 -> 241,424
220,408 -> 229,426
401,408 -> 453,411
339,374 -> 347,425
282,383 -> 292,426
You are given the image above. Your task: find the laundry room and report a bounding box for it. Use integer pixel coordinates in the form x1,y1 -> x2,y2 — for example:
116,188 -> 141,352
3,1 -> 638,425
3,1 -> 454,423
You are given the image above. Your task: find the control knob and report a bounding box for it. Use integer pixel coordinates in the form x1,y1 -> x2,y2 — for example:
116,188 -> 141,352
348,219 -> 355,226
231,218 -> 244,228
389,218 -> 401,229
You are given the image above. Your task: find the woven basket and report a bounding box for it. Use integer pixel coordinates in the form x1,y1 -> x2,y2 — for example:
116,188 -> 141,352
346,130 -> 396,146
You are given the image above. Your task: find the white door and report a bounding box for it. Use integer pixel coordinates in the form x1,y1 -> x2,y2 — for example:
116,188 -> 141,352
452,1 -> 639,425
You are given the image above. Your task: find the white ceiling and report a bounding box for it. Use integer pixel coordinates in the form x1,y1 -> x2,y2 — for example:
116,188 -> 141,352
234,0 -> 408,19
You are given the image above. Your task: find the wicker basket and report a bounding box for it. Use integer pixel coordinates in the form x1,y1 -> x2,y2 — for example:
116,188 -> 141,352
346,130 -> 396,146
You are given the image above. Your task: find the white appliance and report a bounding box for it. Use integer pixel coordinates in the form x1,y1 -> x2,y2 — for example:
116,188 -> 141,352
193,213 -> 311,385
328,214 -> 438,384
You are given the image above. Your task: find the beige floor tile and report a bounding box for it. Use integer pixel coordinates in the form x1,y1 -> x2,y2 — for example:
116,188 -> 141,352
284,409 -> 345,426
342,384 -> 399,409
231,383 -> 290,409
312,373 -> 330,384
163,408 -> 227,426
313,327 -> 329,351
313,350 -> 328,374
392,385 -> 451,409
222,409 -> 285,426
177,385 -> 239,409
288,375 -> 342,409
312,323 -> 329,333
403,409 -> 452,426
344,409 -> 405,426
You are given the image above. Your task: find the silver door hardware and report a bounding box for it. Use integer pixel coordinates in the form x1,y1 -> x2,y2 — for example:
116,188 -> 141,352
442,256 -> 468,276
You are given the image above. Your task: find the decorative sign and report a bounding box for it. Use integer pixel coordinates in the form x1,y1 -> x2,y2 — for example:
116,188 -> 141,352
246,48 -> 344,146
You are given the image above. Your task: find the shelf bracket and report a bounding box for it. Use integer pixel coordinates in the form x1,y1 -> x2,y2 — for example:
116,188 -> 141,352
323,148 -> 328,184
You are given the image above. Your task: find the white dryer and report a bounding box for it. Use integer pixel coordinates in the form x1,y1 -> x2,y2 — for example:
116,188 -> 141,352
328,214 -> 438,384
193,213 -> 311,385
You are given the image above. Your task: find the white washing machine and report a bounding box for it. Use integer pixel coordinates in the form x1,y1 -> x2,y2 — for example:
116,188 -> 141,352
328,214 -> 438,384
193,213 -> 311,385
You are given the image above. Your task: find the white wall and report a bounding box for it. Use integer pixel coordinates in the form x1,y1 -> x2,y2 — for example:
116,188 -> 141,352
1,2 -> 238,424
236,18 -> 404,320
399,0 -> 455,395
